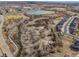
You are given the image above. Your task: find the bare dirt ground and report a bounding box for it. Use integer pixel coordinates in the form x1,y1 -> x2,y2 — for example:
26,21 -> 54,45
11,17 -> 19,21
62,36 -> 79,57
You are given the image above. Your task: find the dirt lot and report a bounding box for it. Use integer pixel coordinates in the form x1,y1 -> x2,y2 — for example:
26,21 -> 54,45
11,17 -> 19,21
62,36 -> 79,57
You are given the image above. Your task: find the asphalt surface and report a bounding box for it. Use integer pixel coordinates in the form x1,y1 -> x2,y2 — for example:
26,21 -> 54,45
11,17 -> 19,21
61,16 -> 77,35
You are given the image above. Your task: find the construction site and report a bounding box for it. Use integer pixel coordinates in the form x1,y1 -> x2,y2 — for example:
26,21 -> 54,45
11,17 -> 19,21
0,1 -> 79,57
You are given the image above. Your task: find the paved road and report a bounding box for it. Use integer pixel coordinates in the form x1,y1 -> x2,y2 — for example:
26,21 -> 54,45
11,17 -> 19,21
60,16 -> 79,57
61,16 -> 77,35
0,15 -> 13,57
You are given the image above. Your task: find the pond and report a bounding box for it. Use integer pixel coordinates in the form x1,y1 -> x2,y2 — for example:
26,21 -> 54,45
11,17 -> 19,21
26,10 -> 52,15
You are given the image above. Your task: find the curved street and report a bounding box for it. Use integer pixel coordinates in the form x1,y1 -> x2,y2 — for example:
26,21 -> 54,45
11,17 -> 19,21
61,16 -> 78,35
61,16 -> 76,35
0,15 -> 13,56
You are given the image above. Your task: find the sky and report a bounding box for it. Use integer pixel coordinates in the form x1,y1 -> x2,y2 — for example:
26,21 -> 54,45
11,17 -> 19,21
0,0 -> 79,1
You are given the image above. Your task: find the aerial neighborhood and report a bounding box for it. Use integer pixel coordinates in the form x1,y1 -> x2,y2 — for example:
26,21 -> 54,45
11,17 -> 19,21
0,1 -> 79,57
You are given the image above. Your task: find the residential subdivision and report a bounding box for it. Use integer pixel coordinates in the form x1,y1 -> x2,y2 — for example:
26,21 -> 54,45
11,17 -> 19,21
0,1 -> 79,57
